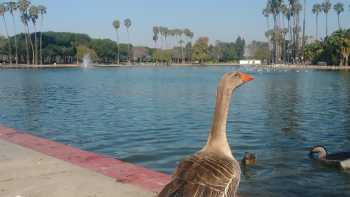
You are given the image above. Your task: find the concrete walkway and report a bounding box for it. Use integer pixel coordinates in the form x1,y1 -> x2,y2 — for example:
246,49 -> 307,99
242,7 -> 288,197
0,139 -> 155,197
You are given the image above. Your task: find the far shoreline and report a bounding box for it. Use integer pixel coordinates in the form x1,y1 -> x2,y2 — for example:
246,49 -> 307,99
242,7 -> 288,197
0,63 -> 349,70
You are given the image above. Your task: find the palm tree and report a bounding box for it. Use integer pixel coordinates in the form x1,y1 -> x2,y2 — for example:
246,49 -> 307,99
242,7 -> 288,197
333,3 -> 344,30
321,0 -> 332,37
37,5 -> 46,65
124,18 -> 132,63
263,7 -> 271,30
18,0 -> 31,64
267,0 -> 283,64
29,5 -> 39,65
179,39 -> 185,63
289,0 -> 302,63
152,26 -> 160,48
183,28 -> 192,63
159,26 -> 168,49
112,20 -> 120,64
301,0 -> 306,63
280,4 -> 290,63
187,30 -> 194,63
7,1 -> 18,64
163,27 -> 169,49
152,34 -> 158,48
312,3 -> 322,40
0,3 -> 13,65
283,5 -> 294,57
340,38 -> 350,66
173,28 -> 183,62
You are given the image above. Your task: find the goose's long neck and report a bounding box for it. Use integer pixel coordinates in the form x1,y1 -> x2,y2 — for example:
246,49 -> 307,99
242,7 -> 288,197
204,85 -> 235,156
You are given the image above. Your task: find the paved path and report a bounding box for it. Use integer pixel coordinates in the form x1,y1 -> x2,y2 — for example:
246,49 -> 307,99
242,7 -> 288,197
0,139 -> 155,197
0,125 -> 171,197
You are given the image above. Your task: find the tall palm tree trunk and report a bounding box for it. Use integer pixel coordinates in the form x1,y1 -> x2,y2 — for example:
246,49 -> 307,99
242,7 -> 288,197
117,30 -> 120,64
25,24 -> 35,65
302,0 -> 306,63
296,13 -> 300,63
315,14 -> 319,40
273,15 -> 277,64
11,13 -> 18,64
337,14 -> 340,30
181,43 -> 184,64
2,15 -> 13,65
34,26 -> 38,65
325,13 -> 328,36
127,29 -> 130,64
23,26 -> 30,64
40,15 -> 44,64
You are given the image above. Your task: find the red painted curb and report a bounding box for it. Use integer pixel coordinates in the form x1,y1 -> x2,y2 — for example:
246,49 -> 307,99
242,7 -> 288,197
0,125 -> 171,193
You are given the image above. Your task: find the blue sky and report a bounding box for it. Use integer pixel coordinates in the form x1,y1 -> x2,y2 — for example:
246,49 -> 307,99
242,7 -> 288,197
1,0 -> 350,46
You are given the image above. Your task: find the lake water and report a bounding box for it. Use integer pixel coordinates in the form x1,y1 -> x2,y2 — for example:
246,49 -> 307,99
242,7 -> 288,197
0,66 -> 349,196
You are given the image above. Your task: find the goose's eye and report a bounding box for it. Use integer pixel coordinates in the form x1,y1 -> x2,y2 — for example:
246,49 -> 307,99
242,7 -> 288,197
234,73 -> 240,78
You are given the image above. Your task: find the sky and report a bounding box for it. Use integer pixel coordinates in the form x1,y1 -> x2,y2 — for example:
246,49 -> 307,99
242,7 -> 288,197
1,0 -> 350,46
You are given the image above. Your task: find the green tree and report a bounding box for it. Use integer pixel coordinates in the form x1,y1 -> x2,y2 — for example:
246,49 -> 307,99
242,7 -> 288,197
112,19 -> 120,64
37,5 -> 46,65
247,41 -> 270,61
322,0 -> 332,37
333,3 -> 344,30
124,18 -> 132,63
192,37 -> 209,63
0,3 -> 12,64
340,37 -> 350,66
304,41 -> 323,64
76,45 -> 97,63
312,3 -> 322,40
153,49 -> 171,64
305,29 -> 350,65
235,36 -> 246,60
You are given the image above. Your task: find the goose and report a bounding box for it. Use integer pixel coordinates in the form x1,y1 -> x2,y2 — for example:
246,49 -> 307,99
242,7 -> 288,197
309,146 -> 350,170
158,72 -> 254,197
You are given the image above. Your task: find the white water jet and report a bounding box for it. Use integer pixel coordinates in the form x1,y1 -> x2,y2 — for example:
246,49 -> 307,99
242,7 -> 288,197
82,53 -> 91,68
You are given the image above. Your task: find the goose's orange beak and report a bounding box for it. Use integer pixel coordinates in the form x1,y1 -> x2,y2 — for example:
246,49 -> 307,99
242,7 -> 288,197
239,72 -> 254,82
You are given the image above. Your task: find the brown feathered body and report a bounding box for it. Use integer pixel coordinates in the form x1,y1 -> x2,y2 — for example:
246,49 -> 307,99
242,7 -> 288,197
158,152 -> 241,197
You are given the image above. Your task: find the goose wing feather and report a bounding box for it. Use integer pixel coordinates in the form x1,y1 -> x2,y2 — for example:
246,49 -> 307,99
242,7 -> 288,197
158,152 -> 240,197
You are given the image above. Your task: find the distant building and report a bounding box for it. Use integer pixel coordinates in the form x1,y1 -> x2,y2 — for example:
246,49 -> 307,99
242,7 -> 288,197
239,59 -> 262,65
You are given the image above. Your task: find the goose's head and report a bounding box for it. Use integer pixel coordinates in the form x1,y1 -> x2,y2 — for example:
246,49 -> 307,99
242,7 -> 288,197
218,72 -> 254,92
309,146 -> 327,159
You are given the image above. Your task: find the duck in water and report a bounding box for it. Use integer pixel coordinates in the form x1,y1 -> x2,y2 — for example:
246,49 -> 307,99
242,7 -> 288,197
309,146 -> 350,170
241,152 -> 256,167
158,72 -> 254,197
241,152 -> 256,177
